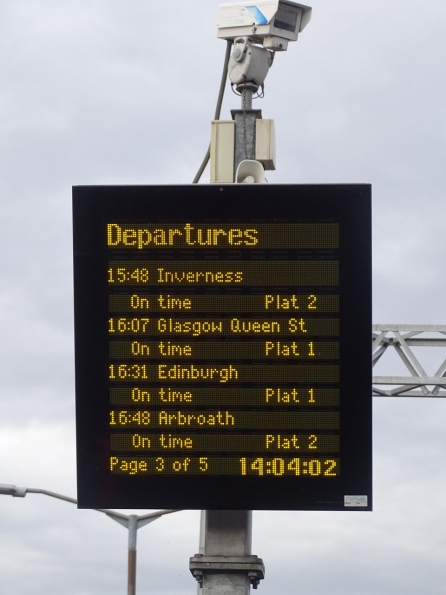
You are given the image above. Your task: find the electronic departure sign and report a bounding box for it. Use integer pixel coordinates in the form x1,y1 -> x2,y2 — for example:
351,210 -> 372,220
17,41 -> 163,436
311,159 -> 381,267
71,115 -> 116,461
72,184 -> 372,511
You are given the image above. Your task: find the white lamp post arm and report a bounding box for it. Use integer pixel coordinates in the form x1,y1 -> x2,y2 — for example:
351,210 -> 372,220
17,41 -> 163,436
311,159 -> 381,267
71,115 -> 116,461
0,483 -> 182,595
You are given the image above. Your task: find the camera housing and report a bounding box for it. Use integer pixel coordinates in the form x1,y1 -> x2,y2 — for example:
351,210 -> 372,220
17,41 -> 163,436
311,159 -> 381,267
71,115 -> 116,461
217,1 -> 312,51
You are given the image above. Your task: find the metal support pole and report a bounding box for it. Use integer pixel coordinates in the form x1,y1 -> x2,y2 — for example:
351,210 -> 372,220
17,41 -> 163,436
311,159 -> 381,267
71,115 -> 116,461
106,511 -> 165,595
240,85 -> 253,110
190,79 -> 265,594
128,515 -> 138,595
190,510 -> 264,594
232,111 -> 259,170
231,84 -> 262,174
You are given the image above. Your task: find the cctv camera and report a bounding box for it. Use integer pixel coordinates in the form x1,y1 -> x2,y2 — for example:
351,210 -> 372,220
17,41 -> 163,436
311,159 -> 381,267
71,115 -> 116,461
217,1 -> 312,51
228,37 -> 273,87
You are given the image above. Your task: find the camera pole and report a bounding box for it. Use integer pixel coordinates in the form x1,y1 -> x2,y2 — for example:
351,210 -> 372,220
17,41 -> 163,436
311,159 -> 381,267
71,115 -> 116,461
232,82 -> 262,174
190,4 -> 312,585
190,510 -> 264,594
189,80 -> 265,594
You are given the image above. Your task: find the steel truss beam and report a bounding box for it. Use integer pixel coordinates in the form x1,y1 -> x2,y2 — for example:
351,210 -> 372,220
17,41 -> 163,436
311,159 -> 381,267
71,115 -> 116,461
372,325 -> 446,398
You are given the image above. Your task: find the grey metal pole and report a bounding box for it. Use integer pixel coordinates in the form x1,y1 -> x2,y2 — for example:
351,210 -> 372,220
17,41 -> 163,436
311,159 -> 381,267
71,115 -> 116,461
232,84 -> 261,174
241,85 -> 253,110
190,510 -> 264,594
196,511 -> 206,595
105,511 -> 180,595
128,515 -> 138,595
204,510 -> 252,595
190,80 -> 265,593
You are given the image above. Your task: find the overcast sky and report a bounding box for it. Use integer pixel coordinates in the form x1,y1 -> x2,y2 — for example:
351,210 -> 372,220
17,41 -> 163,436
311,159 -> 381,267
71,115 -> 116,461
1,1 -> 446,594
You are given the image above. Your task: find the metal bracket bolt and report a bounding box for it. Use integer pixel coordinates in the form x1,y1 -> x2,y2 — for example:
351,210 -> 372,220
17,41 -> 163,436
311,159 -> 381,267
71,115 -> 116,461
189,554 -> 265,589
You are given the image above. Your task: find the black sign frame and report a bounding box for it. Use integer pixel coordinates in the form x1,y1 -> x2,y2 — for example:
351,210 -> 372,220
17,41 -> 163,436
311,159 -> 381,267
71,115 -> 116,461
73,184 -> 372,510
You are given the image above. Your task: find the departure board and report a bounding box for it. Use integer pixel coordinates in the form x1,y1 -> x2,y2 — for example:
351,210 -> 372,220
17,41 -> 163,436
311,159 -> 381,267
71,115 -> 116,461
72,184 -> 372,510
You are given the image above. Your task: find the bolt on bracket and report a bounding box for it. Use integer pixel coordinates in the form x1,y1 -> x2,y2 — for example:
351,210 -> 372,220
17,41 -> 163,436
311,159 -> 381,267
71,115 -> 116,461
189,554 -> 265,589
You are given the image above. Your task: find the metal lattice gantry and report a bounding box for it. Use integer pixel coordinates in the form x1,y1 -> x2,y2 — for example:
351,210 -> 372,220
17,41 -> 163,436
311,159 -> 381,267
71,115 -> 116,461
373,325 -> 446,398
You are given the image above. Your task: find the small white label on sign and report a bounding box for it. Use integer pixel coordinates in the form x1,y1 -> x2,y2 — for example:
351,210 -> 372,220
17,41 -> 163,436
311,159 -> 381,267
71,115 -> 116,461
344,495 -> 368,507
